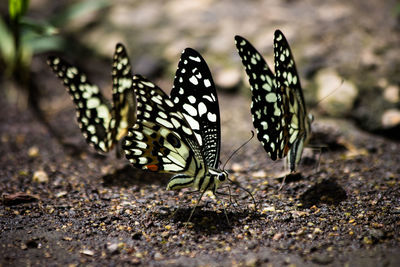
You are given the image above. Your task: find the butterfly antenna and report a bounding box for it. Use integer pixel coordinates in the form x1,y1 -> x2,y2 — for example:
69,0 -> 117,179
221,131 -> 257,211
222,131 -> 255,170
227,177 -> 257,211
312,78 -> 344,108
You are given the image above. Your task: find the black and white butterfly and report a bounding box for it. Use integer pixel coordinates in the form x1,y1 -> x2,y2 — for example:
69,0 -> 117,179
123,48 -> 229,217
47,43 -> 136,153
235,30 -> 313,172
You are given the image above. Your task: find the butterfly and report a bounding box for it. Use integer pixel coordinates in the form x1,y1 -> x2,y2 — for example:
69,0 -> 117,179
47,43 -> 136,153
235,30 -> 313,173
123,48 -> 230,219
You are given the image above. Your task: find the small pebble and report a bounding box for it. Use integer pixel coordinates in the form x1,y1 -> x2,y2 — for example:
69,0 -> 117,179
80,249 -> 94,256
273,233 -> 283,241
252,170 -> 267,178
32,170 -> 49,183
107,243 -> 119,254
28,146 -> 39,157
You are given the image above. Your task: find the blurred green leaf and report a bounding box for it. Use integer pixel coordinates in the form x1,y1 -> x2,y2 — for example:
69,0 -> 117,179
23,34 -> 64,54
21,18 -> 59,36
50,0 -> 110,27
0,17 -> 16,71
9,0 -> 30,21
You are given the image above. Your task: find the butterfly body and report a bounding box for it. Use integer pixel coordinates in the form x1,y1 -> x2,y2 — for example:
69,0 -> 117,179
123,48 -> 227,195
47,44 -> 136,153
235,30 -> 312,172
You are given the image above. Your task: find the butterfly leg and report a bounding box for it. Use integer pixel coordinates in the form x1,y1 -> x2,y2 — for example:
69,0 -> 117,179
308,145 -> 327,173
185,189 -> 207,225
167,206 -> 181,220
278,175 -> 288,191
214,192 -> 230,225
216,186 -> 241,212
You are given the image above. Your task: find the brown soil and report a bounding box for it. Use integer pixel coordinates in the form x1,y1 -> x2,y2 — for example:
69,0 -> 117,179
1,86 -> 399,266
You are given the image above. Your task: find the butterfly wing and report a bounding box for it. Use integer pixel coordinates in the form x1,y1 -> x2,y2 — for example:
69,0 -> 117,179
123,75 -> 205,179
47,56 -> 113,152
273,30 -> 307,151
170,48 -> 221,168
274,30 -> 311,171
235,35 -> 288,160
111,43 -> 136,141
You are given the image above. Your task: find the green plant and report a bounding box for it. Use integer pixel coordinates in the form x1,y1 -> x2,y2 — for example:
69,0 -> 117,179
0,0 -> 109,84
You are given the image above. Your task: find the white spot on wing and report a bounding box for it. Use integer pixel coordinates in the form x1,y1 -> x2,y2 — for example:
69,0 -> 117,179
189,76 -> 198,85
189,56 -> 201,62
194,133 -> 203,146
182,125 -> 192,135
207,112 -> 217,122
183,103 -> 197,116
266,93 -> 277,103
87,98 -> 100,109
183,114 -> 200,130
156,117 -> 173,128
198,102 -> 207,116
188,95 -> 196,104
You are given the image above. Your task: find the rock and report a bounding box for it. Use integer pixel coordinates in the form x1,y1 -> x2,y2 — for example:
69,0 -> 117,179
80,249 -> 94,256
262,206 -> 276,213
383,85 -> 399,103
316,69 -> 358,116
107,243 -> 119,254
32,170 -> 49,183
272,232 -> 283,240
381,109 -> 400,128
214,68 -> 241,91
56,191 -> 68,198
231,163 -> 244,172
252,170 -> 267,178
28,146 -> 39,158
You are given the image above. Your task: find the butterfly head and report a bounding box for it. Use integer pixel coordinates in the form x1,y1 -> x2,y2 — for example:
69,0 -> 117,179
217,170 -> 229,183
208,169 -> 229,192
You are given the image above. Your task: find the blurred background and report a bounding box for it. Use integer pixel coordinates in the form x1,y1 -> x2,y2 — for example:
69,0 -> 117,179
0,0 -> 399,140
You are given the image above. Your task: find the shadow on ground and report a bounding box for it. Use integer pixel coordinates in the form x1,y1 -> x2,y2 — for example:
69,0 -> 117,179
300,178 -> 347,208
102,164 -> 171,187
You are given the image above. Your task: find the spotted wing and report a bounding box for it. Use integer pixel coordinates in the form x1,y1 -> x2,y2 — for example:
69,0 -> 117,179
111,43 -> 136,141
170,48 -> 221,168
235,35 -> 287,160
123,75 -> 205,177
273,30 -> 307,151
47,56 -> 113,152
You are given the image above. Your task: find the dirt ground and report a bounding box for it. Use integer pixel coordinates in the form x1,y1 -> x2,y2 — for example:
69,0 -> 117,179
1,87 -> 399,266
1,0 -> 400,266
